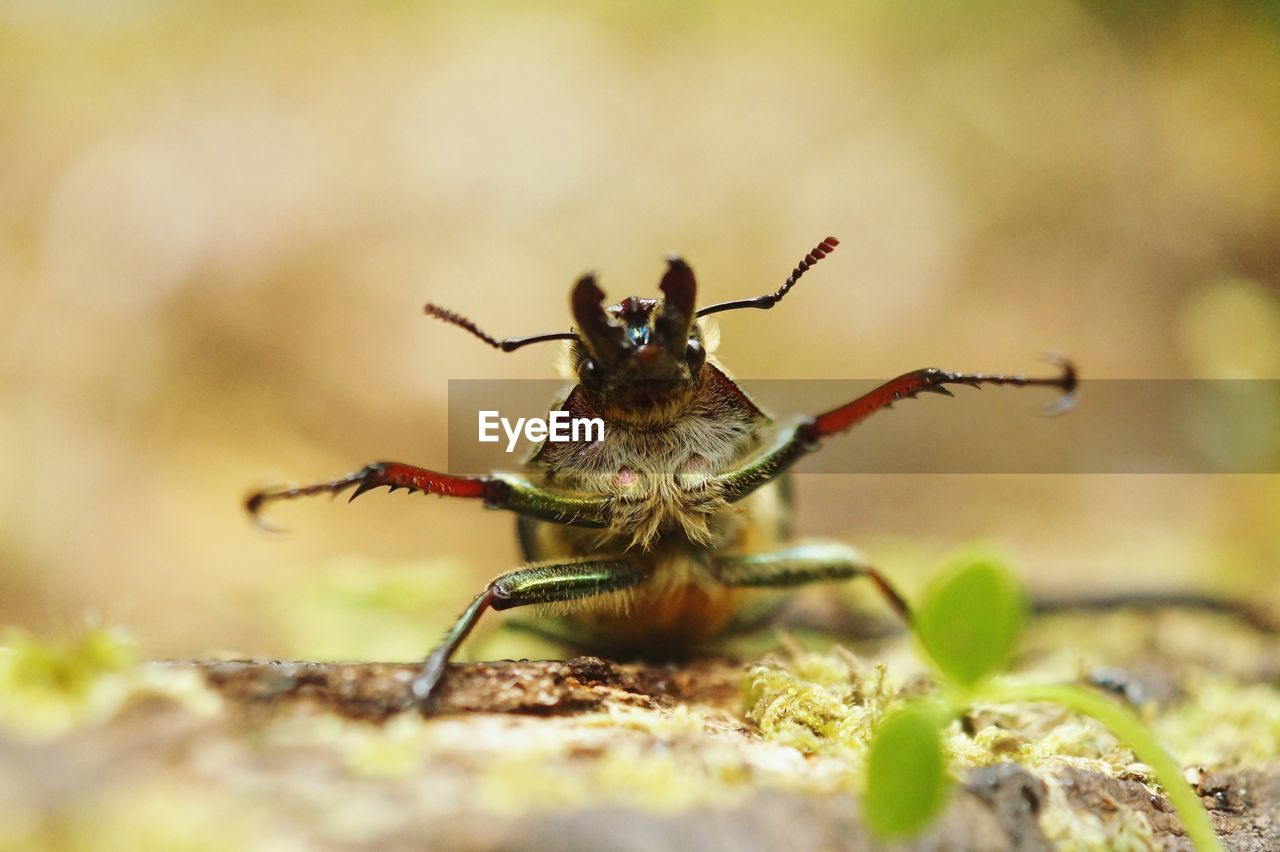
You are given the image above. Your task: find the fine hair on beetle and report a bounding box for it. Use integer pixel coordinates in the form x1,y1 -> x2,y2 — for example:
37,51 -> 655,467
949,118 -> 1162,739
248,235 -> 1075,710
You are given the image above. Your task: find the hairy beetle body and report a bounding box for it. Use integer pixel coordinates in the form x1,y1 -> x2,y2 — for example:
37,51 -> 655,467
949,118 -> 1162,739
248,236 -> 1076,710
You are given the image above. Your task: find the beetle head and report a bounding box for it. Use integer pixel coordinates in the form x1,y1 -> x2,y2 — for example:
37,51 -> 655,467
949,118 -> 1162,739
423,236 -> 839,414
570,257 -> 706,407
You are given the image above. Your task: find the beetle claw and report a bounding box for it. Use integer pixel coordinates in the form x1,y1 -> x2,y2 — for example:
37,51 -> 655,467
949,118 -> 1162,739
244,488 -> 294,533
1038,354 -> 1079,416
409,649 -> 450,716
244,494 -> 288,534
1039,389 -> 1078,417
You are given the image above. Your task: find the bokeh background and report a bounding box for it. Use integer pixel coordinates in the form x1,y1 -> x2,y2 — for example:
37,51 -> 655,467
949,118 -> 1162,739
2,1 -> 1279,659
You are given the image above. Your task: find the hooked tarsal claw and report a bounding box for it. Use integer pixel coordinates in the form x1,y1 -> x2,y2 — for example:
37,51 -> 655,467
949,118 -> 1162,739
245,491 -> 267,519
1038,355 -> 1079,417
244,490 -> 289,534
1039,390 -> 1078,417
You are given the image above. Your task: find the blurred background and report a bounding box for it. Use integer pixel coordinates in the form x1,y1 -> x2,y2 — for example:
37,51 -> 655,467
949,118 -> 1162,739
2,1 -> 1278,659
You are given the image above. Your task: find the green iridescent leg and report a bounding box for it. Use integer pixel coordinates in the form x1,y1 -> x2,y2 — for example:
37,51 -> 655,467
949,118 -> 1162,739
711,544 -> 912,623
411,558 -> 650,711
247,463 -> 611,529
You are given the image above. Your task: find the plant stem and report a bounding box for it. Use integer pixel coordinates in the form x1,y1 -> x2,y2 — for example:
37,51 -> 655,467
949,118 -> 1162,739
983,681 -> 1223,852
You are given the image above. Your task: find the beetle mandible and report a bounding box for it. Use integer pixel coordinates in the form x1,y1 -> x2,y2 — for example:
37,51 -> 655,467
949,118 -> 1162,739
247,237 -> 1077,710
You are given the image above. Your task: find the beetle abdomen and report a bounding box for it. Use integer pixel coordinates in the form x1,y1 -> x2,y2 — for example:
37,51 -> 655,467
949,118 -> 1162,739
565,577 -> 746,653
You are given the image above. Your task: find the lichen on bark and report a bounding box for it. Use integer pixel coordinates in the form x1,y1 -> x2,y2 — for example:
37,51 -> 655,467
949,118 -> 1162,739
1,608 -> 1278,850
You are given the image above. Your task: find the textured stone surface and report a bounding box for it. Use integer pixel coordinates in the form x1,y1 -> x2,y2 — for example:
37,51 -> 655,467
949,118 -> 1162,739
4,608 -> 1278,850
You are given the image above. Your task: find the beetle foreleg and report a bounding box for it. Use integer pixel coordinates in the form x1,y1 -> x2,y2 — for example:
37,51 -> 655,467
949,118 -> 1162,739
714,359 -> 1076,502
711,544 -> 911,624
411,558 -> 651,712
806,358 -> 1077,439
246,463 -> 611,529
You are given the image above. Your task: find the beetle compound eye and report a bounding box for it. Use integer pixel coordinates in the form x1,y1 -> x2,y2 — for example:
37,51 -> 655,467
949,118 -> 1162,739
685,339 -> 706,373
578,357 -> 603,390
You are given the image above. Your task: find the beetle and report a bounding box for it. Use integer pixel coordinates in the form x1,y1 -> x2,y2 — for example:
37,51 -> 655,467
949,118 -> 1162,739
247,237 -> 1076,711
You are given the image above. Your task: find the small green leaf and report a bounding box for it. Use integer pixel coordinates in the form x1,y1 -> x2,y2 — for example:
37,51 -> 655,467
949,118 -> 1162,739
915,556 -> 1026,687
864,703 -> 950,839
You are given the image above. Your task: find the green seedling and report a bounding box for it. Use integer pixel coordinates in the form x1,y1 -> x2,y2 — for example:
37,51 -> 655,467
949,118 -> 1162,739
863,700 -> 950,838
863,557 -> 1224,850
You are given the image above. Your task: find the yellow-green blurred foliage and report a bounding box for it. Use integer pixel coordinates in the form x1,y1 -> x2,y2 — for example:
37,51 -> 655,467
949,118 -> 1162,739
1,2 -> 1278,657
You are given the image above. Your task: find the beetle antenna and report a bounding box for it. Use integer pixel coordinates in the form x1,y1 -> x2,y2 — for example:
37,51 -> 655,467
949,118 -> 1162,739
424,303 -> 578,352
696,236 -> 840,318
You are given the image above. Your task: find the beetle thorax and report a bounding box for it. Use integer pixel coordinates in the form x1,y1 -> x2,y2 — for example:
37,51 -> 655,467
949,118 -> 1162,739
530,364 -> 768,549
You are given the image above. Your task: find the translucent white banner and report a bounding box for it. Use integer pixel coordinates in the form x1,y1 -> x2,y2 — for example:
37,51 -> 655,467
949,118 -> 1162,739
446,379 -> 1280,474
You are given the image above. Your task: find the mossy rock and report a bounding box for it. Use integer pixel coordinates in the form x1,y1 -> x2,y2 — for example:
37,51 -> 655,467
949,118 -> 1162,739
1,610 -> 1278,850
